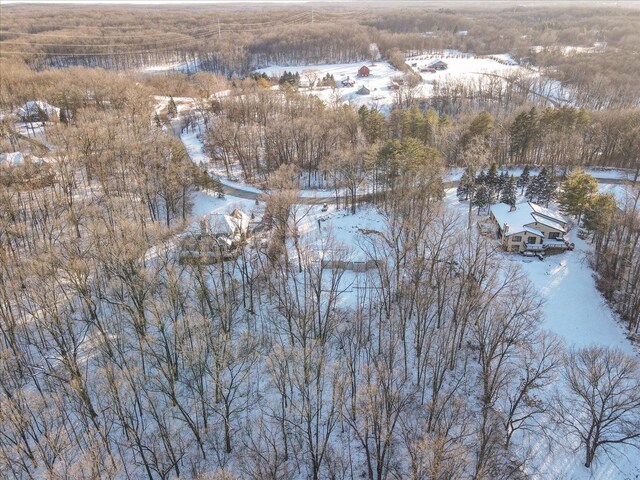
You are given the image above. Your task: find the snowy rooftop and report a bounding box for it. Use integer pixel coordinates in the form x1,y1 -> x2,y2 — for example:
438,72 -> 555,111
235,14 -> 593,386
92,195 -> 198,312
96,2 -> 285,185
490,202 -> 566,237
201,209 -> 250,239
529,203 -> 568,225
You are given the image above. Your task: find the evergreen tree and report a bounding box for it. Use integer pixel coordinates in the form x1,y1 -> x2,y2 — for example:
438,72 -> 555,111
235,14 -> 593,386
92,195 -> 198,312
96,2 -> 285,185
500,175 -> 517,209
536,168 -> 558,206
279,71 -> 300,87
473,184 -> 490,214
461,110 -> 494,148
558,169 -> 599,224
525,175 -> 540,202
167,96 -> 178,118
582,193 -> 617,240
457,166 -> 475,201
517,165 -> 531,194
509,107 -> 539,163
497,171 -> 508,196
476,170 -> 486,186
486,162 -> 499,191
59,108 -> 69,125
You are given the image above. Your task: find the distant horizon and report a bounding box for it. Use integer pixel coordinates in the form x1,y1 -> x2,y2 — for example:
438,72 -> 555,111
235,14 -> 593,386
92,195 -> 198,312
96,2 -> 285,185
2,0 -> 636,4
0,0 -> 309,4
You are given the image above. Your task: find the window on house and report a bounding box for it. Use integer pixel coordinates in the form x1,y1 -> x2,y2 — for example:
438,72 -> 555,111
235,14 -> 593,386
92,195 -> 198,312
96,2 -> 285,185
527,236 -> 537,244
512,236 -> 522,242
548,232 -> 560,239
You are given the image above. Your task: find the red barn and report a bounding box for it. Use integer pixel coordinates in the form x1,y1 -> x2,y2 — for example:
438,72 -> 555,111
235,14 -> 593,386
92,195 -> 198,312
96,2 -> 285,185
358,65 -> 370,77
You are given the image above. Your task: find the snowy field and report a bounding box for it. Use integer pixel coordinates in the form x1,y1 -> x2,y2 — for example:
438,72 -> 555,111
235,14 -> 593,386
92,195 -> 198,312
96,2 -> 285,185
599,182 -> 640,206
257,61 -> 404,111
256,56 -> 535,111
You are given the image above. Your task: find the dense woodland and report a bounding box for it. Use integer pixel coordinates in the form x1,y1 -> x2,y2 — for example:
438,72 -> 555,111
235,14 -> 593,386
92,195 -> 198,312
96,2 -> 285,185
1,3 -> 640,480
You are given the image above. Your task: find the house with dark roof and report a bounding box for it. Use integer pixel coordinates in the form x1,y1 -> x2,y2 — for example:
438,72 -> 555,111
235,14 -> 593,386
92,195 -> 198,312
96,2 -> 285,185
489,202 -> 572,253
428,59 -> 448,70
356,86 -> 370,95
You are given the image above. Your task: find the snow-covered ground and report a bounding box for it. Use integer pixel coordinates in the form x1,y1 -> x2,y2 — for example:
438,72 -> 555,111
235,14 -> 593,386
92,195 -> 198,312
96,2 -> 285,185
142,60 -> 200,74
444,187 -> 639,479
257,61 -> 404,111
444,187 -> 635,354
599,182 -> 640,206
256,56 -> 537,111
508,229 -> 635,354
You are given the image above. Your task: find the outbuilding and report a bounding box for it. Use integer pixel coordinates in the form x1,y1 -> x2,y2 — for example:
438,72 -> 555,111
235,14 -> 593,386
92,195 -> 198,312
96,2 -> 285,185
357,65 -> 370,77
428,60 -> 448,70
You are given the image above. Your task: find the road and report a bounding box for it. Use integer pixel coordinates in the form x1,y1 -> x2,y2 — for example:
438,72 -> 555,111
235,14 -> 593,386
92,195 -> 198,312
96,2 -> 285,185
220,177 -> 637,203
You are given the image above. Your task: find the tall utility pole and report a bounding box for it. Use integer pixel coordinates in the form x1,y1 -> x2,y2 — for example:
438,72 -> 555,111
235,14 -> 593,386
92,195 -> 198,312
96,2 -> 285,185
218,19 -> 221,38
311,8 -> 314,24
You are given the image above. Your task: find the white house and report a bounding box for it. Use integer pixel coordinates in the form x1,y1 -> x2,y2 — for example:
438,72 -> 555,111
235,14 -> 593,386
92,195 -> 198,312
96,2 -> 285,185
202,208 -> 250,243
489,202 -> 571,253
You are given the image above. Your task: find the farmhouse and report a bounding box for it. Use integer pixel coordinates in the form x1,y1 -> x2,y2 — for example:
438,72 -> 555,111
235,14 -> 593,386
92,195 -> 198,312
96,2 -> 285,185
428,60 -> 448,70
357,65 -> 370,77
489,202 -> 572,253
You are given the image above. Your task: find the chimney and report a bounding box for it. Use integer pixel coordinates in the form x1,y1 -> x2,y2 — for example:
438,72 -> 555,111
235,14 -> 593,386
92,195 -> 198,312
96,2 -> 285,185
503,223 -> 509,234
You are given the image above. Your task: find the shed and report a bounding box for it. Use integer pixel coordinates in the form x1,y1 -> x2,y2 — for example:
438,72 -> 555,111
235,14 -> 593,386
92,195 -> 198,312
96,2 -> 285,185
356,86 -> 370,95
428,60 -> 448,70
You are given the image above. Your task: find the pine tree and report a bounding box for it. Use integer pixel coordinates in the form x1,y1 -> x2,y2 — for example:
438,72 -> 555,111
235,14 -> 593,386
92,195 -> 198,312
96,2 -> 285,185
457,166 -> 475,201
59,108 -> 69,125
558,169 -> 599,224
167,96 -> 178,118
525,175 -> 540,202
536,168 -> 558,206
473,184 -> 490,214
509,108 -> 539,163
476,170 -> 486,186
582,193 -> 616,241
497,171 -> 508,197
486,162 -> 498,191
517,165 -> 531,194
500,175 -> 517,209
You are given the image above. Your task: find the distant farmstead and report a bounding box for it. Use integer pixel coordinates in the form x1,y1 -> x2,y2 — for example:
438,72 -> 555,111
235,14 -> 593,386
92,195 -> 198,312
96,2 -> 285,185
356,86 -> 370,95
489,202 -> 573,253
428,60 -> 448,70
357,65 -> 370,77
